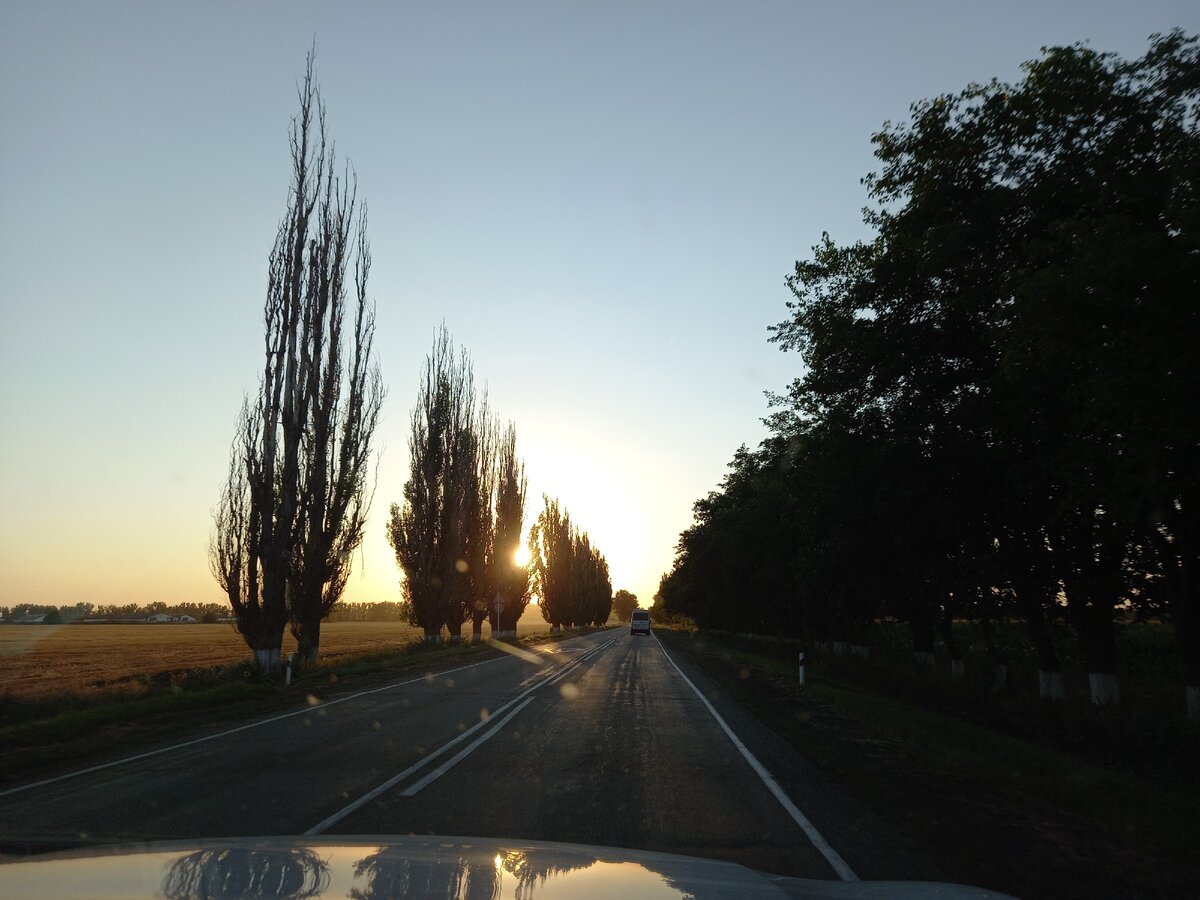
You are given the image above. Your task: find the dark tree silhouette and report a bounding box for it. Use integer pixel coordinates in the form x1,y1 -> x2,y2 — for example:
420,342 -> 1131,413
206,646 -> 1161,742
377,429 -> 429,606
387,325 -> 481,643
612,590 -> 638,622
210,50 -> 381,673
663,32 -> 1200,716
529,496 -> 611,630
490,424 -> 531,639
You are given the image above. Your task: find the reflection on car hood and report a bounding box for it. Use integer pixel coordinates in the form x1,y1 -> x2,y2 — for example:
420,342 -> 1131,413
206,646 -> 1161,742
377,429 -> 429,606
0,835 -> 1018,899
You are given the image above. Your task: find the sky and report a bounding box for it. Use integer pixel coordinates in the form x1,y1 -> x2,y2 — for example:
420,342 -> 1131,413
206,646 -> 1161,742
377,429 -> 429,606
2,1 -> 1197,612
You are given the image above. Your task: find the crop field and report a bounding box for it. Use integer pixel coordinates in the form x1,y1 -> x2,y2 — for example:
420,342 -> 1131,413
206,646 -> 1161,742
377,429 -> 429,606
0,610 -> 553,702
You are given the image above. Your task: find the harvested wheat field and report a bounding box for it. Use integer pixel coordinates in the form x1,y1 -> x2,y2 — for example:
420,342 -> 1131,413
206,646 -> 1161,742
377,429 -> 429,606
0,610 -> 551,701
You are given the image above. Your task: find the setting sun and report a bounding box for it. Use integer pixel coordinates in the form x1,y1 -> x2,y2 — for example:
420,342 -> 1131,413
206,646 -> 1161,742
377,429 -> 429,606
513,544 -> 531,568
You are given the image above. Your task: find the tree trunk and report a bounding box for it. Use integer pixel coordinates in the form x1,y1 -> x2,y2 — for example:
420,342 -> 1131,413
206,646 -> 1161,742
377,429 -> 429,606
1004,529 -> 1071,701
1171,493 -> 1200,721
910,604 -> 936,671
1083,613 -> 1120,706
980,610 -> 1008,690
940,602 -> 963,682
1029,607 -> 1063,701
1062,521 -> 1124,707
294,613 -> 321,665
258,579 -> 288,677
470,614 -> 484,645
254,647 -> 281,675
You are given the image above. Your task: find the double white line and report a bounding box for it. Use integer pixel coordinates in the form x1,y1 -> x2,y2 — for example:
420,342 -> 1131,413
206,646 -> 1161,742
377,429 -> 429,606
305,635 -> 616,835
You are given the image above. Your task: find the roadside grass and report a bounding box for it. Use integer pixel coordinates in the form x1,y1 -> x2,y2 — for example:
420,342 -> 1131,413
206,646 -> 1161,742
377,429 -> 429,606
694,621 -> 1196,783
866,618 -> 1186,727
659,627 -> 1200,900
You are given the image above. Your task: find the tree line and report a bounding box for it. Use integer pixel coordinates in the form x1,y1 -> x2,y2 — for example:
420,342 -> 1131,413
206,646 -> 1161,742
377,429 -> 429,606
385,329 -> 615,641
208,53 -> 617,672
386,325 -> 534,644
655,33 -> 1200,718
326,601 -> 412,622
2,600 -> 415,624
2,602 -> 229,624
529,496 -> 614,631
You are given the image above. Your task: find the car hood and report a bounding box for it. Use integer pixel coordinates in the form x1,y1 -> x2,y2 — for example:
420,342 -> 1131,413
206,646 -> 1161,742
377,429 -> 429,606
0,835 -> 1017,899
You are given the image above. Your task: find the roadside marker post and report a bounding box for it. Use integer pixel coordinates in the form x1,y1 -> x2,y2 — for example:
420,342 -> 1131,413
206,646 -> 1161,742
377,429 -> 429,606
798,650 -> 806,686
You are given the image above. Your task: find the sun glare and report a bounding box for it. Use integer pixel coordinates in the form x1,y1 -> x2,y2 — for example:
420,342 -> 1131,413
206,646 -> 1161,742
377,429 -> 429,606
514,544 -> 531,567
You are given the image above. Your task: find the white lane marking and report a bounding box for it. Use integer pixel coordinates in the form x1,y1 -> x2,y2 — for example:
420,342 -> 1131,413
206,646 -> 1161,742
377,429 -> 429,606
302,686 -> 529,835
653,634 -> 859,883
306,634 -> 617,830
548,639 -> 611,685
400,697 -> 535,796
0,653 -> 525,800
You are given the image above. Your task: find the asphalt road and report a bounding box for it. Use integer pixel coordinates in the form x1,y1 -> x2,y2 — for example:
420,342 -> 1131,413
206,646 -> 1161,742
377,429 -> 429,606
0,629 -> 908,880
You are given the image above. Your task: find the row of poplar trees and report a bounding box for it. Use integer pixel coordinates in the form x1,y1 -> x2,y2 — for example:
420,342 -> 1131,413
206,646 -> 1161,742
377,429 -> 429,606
656,33 -> 1200,718
211,54 -> 615,667
386,326 -> 533,644
385,330 -> 614,642
528,496 -> 614,631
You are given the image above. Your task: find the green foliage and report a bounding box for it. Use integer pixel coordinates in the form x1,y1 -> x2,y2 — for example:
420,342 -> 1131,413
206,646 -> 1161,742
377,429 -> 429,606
491,424 -> 532,634
662,32 -> 1200,706
611,590 -> 638,622
529,495 -> 612,627
387,325 -> 484,641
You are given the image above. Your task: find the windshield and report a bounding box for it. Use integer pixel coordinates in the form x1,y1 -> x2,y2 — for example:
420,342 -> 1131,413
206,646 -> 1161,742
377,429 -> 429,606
2,3 -> 1197,900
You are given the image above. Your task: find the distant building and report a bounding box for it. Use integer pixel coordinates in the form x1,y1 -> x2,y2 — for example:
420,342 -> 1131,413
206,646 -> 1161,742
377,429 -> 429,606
144,613 -> 174,623
14,614 -> 47,624
176,615 -> 197,623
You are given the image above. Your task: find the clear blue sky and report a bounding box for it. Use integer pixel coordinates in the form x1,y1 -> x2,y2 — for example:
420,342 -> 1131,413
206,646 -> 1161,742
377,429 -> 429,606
2,1 -> 1196,610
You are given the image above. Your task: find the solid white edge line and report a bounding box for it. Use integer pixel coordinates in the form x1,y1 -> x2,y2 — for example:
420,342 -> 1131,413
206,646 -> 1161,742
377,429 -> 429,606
0,653 -> 520,800
653,634 -> 860,883
400,697 -> 535,797
306,633 -> 615,832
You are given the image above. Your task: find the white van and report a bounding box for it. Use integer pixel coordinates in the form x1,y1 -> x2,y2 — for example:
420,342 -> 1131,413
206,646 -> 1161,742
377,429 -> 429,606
630,609 -> 651,635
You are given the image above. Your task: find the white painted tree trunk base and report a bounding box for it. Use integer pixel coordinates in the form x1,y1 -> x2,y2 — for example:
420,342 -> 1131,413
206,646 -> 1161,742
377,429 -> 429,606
1187,686 -> 1200,721
850,644 -> 870,659
254,647 -> 281,676
833,641 -> 847,657
1039,670 -> 1065,702
914,651 -> 935,670
1088,672 -> 1120,706
950,659 -> 964,682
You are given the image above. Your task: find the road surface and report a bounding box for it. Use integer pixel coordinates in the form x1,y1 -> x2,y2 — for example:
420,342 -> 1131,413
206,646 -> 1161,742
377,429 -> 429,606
0,629 -> 928,880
